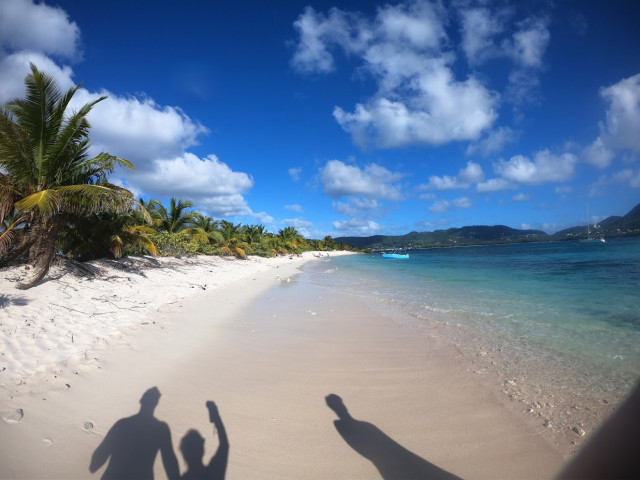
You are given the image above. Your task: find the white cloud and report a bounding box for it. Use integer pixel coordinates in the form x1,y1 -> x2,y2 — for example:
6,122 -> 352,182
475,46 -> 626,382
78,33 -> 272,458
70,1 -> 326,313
0,0 -> 80,60
420,161 -> 484,191
476,178 -> 514,192
332,218 -> 384,236
583,137 -> 615,168
598,73 -> 640,152
0,51 -> 76,104
285,204 -> 303,212
589,168 -> 640,196
282,218 -> 314,238
288,167 -> 302,181
320,159 -> 404,200
252,212 -> 275,224
466,127 -> 518,156
126,153 -> 254,218
512,192 -> 529,202
290,6 -> 356,74
0,0 -> 260,222
508,17 -> 550,69
457,4 -> 550,107
494,149 -> 578,184
293,1 -> 498,148
458,6 -> 505,65
429,196 -> 472,213
418,192 -> 436,201
134,153 -> 252,196
332,197 -> 381,216
71,89 -> 208,164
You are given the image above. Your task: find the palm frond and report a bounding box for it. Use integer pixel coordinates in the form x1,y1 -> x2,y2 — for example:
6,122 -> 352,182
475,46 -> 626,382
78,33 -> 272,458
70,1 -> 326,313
15,189 -> 60,216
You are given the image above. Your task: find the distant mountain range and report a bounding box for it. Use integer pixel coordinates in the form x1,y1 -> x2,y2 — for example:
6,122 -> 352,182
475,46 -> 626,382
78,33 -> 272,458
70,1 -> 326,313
336,202 -> 640,250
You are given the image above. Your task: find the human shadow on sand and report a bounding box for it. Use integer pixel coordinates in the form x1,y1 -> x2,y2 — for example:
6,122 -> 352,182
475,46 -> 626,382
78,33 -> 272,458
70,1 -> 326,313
326,394 -> 462,480
90,387 -> 180,480
89,388 -> 228,480
179,400 -> 229,480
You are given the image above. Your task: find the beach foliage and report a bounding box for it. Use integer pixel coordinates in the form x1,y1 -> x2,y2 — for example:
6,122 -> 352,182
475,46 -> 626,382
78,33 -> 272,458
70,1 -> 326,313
0,64 -> 146,288
0,66 -> 356,287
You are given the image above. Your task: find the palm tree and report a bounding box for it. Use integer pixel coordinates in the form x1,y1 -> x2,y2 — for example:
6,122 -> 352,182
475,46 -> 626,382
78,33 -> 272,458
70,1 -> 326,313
277,226 -> 304,252
147,198 -> 197,233
242,224 -> 266,245
323,235 -> 336,250
216,220 -> 250,258
192,212 -> 224,244
0,64 -> 140,288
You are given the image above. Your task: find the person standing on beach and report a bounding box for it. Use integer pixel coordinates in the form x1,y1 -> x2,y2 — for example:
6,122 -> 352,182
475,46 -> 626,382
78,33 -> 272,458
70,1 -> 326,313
180,400 -> 229,480
89,387 -> 180,480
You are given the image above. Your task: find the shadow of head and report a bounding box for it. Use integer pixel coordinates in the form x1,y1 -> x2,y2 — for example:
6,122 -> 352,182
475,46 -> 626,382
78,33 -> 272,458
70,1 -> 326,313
326,393 -> 351,420
140,387 -> 161,413
180,429 -> 205,467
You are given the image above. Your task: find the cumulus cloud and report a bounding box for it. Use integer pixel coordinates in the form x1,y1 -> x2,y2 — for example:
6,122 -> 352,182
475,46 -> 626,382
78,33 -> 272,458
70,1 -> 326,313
457,6 -> 506,66
0,0 -> 80,60
332,197 -> 381,216
71,89 -> 208,164
429,196 -> 472,213
476,178 -> 515,192
126,153 -> 254,217
457,4 -> 550,107
583,137 -> 615,168
0,51 -> 76,103
320,159 -> 404,200
598,73 -> 640,152
420,161 -> 484,191
0,0 -> 261,221
494,149 -> 578,184
292,1 -> 498,148
332,218 -> 384,236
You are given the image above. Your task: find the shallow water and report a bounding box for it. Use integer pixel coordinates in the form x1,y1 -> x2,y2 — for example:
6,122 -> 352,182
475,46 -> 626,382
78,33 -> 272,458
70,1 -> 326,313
303,238 -> 640,446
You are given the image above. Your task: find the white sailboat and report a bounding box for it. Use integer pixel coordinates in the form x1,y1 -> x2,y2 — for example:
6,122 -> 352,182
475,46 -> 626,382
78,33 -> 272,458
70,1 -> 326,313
580,202 -> 606,243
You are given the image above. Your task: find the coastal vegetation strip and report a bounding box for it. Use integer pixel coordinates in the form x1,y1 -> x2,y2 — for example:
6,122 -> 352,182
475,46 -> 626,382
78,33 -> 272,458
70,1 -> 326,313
0,65 -> 351,289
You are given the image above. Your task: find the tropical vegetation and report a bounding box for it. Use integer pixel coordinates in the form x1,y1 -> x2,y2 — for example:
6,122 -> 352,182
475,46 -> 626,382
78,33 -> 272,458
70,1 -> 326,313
0,65 -> 352,288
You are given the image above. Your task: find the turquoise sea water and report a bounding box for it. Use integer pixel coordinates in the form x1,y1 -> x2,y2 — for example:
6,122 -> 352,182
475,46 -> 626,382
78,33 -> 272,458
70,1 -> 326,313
304,238 -> 640,404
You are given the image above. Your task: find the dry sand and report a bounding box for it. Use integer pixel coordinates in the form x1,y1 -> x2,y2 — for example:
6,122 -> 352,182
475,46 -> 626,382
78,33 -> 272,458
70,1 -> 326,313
0,252 -> 569,479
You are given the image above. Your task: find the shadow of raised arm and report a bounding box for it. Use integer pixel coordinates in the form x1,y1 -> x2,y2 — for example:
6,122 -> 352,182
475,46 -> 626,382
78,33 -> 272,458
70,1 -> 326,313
326,394 -> 462,480
180,401 -> 229,480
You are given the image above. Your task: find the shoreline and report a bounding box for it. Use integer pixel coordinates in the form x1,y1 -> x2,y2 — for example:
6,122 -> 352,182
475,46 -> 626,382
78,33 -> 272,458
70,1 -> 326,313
0,251 -> 571,478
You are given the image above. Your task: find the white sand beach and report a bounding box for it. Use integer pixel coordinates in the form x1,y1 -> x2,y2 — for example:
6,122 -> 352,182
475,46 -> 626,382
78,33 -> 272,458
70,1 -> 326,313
0,252 -> 574,479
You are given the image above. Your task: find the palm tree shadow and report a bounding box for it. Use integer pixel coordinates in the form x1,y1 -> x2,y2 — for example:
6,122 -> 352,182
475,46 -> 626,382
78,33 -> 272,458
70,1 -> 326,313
89,387 -> 180,480
179,401 -> 229,480
326,394 -> 462,480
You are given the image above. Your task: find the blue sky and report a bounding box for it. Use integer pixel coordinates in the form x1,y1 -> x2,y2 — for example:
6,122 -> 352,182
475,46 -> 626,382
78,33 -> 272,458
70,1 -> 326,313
1,0 -> 639,238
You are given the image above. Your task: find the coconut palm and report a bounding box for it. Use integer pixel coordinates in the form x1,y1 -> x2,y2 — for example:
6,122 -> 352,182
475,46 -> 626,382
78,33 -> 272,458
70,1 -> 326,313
277,226 -> 304,252
0,64 -> 140,288
323,235 -> 336,250
242,224 -> 266,245
147,198 -> 197,233
192,212 -> 224,244
215,220 -> 250,258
